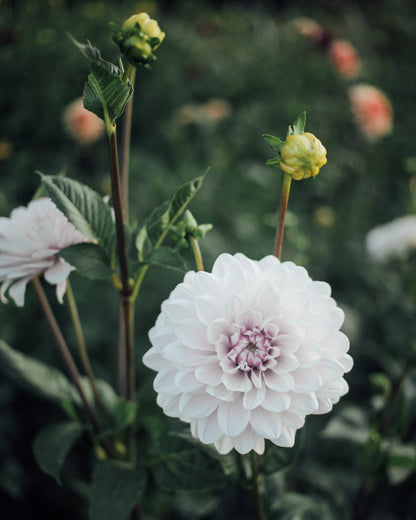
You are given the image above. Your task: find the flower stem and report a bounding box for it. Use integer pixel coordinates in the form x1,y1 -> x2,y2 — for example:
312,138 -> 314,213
66,281 -> 110,422
274,173 -> 292,260
190,237 -> 204,271
32,277 -> 100,432
251,452 -> 266,520
120,66 -> 136,220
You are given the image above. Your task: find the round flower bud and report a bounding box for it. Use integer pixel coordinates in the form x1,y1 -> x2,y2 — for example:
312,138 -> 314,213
280,132 -> 327,180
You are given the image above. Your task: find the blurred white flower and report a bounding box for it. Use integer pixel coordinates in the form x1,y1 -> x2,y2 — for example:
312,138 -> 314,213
366,216 -> 416,261
144,253 -> 352,455
0,198 -> 88,306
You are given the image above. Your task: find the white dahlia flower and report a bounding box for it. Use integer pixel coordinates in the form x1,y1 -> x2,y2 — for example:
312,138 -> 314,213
0,198 -> 88,307
144,253 -> 353,455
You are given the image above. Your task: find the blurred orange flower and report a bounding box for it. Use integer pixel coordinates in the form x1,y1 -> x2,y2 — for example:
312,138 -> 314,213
328,39 -> 361,79
63,98 -> 105,145
292,17 -> 325,44
349,84 -> 393,140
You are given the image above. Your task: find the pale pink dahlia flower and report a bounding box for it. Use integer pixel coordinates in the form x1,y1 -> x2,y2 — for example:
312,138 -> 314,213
0,198 -> 88,307
349,84 -> 393,140
144,253 -> 353,455
366,216 -> 416,261
63,98 -> 105,145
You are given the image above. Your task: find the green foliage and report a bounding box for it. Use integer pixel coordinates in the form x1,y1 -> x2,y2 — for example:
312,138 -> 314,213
90,460 -> 146,520
149,433 -> 228,492
271,492 -> 334,519
0,340 -> 79,405
72,39 -> 133,124
59,243 -> 113,280
33,421 -> 84,484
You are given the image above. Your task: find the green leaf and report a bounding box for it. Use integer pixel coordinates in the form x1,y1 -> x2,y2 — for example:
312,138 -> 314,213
72,39 -> 133,123
40,174 -> 115,249
59,243 -> 113,280
150,433 -> 227,491
387,442 -> 416,485
271,492 -> 333,519
33,421 -> 84,484
0,340 -> 80,405
263,134 -> 285,153
262,440 -> 300,475
144,246 -> 187,271
137,172 -> 207,253
90,460 -> 146,520
265,156 -> 281,167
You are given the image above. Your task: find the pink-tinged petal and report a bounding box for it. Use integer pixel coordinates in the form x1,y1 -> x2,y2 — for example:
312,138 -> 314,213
274,353 -> 299,374
196,413 -> 223,443
222,372 -> 252,392
143,348 -> 166,371
206,318 -> 234,343
260,390 -> 290,413
243,384 -> 266,410
206,383 -> 237,402
55,280 -> 67,304
281,410 -> 305,429
295,342 -> 323,367
232,425 -> 264,455
292,367 -> 323,392
179,393 -> 218,418
158,394 -> 181,417
235,308 -> 262,329
250,407 -> 282,438
217,399 -> 250,436
272,427 -> 296,447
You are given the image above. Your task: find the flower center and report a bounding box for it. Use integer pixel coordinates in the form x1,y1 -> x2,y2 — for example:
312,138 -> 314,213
227,326 -> 277,372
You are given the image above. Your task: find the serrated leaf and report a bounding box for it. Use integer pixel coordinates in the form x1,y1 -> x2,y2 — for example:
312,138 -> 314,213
150,434 -> 227,491
33,421 -> 83,484
72,39 -> 133,123
59,243 -> 113,280
145,173 -> 207,248
40,174 -> 115,248
0,340 -> 80,405
144,246 -> 186,271
90,460 -> 146,520
263,134 -> 285,153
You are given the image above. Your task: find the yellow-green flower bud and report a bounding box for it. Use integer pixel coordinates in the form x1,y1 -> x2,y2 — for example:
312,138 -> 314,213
280,132 -> 327,180
114,12 -> 165,67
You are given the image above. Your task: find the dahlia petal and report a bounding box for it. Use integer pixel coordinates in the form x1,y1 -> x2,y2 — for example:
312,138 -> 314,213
206,383 -> 237,402
214,436 -> 233,454
158,394 -> 181,417
154,369 -> 181,395
260,390 -> 290,412
217,399 -> 250,436
164,340 -> 211,367
250,407 -> 282,438
317,378 -> 349,400
175,371 -> 205,392
340,354 -> 354,373
56,280 -> 67,303
163,298 -> 195,322
44,258 -> 73,285
0,279 -> 12,303
248,281 -> 281,318
317,358 -> 345,383
305,315 -> 334,343
273,353 -> 299,373
243,384 -> 266,409
207,318 -> 234,343
235,308 -> 262,329
272,427 -> 296,448
222,372 -> 252,392
263,371 -> 294,391
143,348 -> 167,371
292,367 -> 323,392
8,276 -> 32,307
281,410 -> 305,429
232,425 -> 264,455
289,392 -> 319,414
327,331 -> 350,357
315,397 -> 334,414
295,342 -> 323,367
195,360 -> 223,385
195,414 -> 223,443
195,295 -> 221,326
179,393 -> 218,418
309,280 -> 331,297
174,319 -> 211,351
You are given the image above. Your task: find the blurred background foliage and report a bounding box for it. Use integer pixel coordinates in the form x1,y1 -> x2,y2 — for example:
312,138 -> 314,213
1,0 -> 416,518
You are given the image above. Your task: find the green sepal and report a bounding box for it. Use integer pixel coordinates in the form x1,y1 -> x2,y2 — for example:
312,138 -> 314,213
263,134 -> 285,153
59,243 -> 113,280
90,460 -> 146,520
287,111 -> 306,136
33,421 -> 84,484
265,156 -> 281,167
71,38 -> 133,124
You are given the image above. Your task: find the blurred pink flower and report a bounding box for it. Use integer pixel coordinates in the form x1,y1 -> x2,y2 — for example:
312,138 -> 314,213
176,98 -> 231,125
0,198 -> 88,306
63,98 -> 105,145
349,84 -> 393,140
292,17 -> 325,44
144,253 -> 352,455
328,39 -> 361,79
